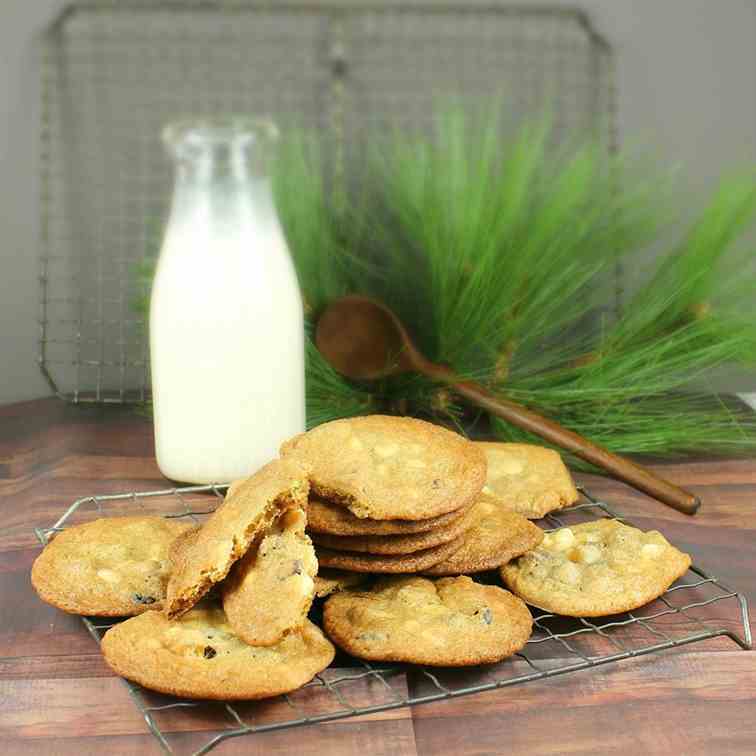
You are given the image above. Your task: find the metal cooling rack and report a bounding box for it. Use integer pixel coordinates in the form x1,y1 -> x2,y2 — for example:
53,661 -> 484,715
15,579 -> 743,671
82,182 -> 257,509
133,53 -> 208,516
34,484 -> 751,756
38,1 -> 616,404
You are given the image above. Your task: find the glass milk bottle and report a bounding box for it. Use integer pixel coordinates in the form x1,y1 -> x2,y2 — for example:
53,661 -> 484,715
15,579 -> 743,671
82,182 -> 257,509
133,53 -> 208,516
150,119 -> 305,483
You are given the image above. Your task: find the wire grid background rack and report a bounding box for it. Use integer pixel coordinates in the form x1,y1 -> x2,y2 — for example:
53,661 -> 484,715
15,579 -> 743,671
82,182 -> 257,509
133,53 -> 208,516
38,1 -> 617,404
34,485 -> 751,756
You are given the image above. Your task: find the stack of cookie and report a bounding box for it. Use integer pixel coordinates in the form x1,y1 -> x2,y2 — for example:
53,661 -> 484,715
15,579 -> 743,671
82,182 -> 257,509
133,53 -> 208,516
30,413 -> 693,697
280,416 -> 543,577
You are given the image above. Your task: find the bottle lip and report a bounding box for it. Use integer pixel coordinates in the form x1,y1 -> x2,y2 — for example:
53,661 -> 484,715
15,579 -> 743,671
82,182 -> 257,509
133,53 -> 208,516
162,117 -> 279,154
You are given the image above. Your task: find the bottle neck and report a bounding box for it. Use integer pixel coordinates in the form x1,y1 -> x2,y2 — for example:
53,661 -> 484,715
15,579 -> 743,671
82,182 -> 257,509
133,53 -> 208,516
176,142 -> 263,185
169,147 -> 278,235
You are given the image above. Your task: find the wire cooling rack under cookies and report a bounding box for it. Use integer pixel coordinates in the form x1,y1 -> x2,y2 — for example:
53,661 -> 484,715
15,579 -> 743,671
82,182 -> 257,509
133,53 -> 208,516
34,485 -> 752,756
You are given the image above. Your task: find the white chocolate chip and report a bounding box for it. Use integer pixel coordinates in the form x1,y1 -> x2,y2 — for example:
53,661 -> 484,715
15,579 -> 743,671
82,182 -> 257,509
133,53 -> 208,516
552,528 -> 576,550
96,568 -> 120,584
291,573 -> 315,597
482,485 -> 495,495
374,443 -> 400,458
641,543 -> 664,559
575,544 -> 602,565
555,561 -> 582,585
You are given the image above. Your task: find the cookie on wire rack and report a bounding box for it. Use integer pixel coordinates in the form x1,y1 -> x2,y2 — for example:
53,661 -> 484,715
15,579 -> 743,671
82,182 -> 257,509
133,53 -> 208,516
314,569 -> 369,598
101,603 -> 334,700
476,442 -> 579,519
423,495 -> 543,576
323,575 -> 532,666
165,458 -> 310,619
315,534 -> 465,574
306,496 -> 470,536
501,519 -> 691,616
281,415 -> 486,521
309,504 -> 476,555
31,516 -> 193,616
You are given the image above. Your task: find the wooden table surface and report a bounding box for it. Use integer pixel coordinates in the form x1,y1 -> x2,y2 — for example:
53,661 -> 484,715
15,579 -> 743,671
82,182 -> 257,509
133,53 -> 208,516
1,398 -> 755,755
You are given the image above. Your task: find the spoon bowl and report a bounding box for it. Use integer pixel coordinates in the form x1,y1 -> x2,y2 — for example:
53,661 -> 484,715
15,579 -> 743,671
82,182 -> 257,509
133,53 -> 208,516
315,295 -> 422,380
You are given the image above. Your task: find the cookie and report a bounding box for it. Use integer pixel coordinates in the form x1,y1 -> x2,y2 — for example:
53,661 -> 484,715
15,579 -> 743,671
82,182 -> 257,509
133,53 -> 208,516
101,604 -> 334,700
423,495 -> 543,575
314,569 -> 369,598
501,519 -> 692,617
165,458 -> 310,619
281,415 -> 485,520
310,505 -> 476,555
222,506 -> 317,646
477,442 -> 579,519
323,575 -> 532,666
168,524 -> 200,568
316,534 -> 465,573
31,517 -> 193,616
307,496 -> 469,536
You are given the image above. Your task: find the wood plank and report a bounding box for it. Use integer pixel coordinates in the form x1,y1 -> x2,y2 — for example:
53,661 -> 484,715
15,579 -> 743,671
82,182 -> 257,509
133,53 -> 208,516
409,651 -> 756,755
0,675 -> 418,755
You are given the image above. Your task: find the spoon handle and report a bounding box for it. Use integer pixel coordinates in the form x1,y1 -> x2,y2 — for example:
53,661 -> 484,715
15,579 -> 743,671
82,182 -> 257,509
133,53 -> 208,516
447,376 -> 701,515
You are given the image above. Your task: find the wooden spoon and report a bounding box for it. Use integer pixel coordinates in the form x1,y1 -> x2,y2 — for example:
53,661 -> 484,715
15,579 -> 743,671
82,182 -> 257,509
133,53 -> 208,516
315,294 -> 700,516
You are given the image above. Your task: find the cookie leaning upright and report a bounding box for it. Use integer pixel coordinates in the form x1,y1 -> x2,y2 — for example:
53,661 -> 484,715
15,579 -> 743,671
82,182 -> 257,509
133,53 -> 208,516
165,458 -> 310,619
222,506 -> 318,646
281,416 -> 486,521
31,517 -> 193,616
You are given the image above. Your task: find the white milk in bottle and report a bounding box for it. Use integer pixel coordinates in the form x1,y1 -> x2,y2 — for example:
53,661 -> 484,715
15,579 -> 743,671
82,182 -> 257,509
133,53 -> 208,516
150,119 -> 305,483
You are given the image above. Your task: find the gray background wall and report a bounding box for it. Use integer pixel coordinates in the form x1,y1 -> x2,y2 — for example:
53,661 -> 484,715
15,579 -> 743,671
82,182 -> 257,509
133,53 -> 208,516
1,0 -> 755,406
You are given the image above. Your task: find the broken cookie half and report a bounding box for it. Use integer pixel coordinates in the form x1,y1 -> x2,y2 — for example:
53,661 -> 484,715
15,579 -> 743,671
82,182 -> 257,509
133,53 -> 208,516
164,458 -> 310,619
222,506 -> 318,646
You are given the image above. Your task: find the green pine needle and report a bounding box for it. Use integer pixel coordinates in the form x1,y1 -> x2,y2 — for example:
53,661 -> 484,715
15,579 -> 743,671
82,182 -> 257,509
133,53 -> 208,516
134,110 -> 756,453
